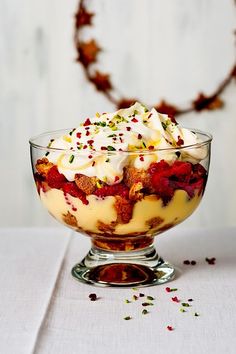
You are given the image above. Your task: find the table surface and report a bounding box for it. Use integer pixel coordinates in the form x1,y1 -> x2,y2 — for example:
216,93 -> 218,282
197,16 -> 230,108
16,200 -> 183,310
0,226 -> 235,354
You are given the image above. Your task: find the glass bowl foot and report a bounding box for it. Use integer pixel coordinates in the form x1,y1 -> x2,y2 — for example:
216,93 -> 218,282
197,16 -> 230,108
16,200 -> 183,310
71,245 -> 175,287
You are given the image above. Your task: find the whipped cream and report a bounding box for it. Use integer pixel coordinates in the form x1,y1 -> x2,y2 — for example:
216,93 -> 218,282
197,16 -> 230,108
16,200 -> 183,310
46,103 -> 207,184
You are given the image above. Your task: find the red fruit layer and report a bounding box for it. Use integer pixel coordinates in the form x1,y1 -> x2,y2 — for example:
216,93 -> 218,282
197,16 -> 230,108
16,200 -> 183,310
148,160 -> 207,203
94,183 -> 129,199
47,166 -> 67,189
36,159 -> 206,208
63,182 -> 88,205
38,165 -> 88,205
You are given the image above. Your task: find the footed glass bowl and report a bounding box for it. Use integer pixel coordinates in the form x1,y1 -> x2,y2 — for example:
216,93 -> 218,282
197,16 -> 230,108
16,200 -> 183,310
30,128 -> 212,287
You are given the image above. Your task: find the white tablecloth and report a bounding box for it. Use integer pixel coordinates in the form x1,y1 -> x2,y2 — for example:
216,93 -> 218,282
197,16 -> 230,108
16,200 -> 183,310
0,226 -> 236,354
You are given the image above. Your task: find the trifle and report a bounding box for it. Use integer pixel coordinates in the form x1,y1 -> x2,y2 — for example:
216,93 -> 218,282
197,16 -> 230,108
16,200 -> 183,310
30,102 -> 212,287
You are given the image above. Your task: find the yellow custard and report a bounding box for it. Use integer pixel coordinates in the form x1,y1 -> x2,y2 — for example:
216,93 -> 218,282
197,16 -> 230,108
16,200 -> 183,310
40,189 -> 202,235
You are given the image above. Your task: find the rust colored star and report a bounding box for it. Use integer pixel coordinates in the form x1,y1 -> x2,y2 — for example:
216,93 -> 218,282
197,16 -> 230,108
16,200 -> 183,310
117,98 -> 138,109
232,64 -> 236,80
91,71 -> 112,91
193,93 -> 224,112
155,100 -> 178,122
77,39 -> 100,67
75,4 -> 93,28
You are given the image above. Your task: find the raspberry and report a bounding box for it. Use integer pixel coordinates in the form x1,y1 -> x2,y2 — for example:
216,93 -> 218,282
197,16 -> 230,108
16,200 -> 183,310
148,160 -> 206,202
47,166 -> 66,189
148,160 -> 170,175
192,163 -> 207,179
63,182 -> 88,205
151,172 -> 174,201
94,183 -> 129,199
171,161 -> 192,177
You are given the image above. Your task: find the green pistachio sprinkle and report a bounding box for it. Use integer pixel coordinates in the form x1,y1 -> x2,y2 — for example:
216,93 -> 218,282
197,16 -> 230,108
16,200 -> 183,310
108,134 -> 116,138
140,103 -> 148,112
133,110 -> 139,115
105,158 -> 110,163
162,122 -> 167,130
69,155 -> 75,163
95,121 -> 106,127
142,141 -> 147,148
125,299 -> 131,304
181,303 -> 190,307
180,308 -> 186,313
142,302 -> 154,307
132,288 -> 138,291
142,309 -> 149,315
69,128 -> 76,136
124,316 -> 132,320
46,139 -> 54,151
146,296 -> 155,301
107,146 -> 116,151
194,312 -> 200,317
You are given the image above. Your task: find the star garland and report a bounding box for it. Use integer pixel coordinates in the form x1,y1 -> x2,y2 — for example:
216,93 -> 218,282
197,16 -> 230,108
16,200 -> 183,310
74,0 -> 236,117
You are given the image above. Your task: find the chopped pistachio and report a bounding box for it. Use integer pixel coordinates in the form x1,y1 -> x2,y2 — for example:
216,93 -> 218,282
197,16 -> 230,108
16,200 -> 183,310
142,309 -> 149,315
107,134 -> 116,138
146,296 -> 155,301
69,155 -> 74,163
69,128 -> 76,136
107,146 -> 116,151
142,141 -> 147,148
161,122 -> 167,130
140,103 -> 148,112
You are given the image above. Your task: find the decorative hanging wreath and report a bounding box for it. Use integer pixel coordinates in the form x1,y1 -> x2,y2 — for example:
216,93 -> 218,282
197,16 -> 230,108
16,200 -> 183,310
74,0 -> 236,117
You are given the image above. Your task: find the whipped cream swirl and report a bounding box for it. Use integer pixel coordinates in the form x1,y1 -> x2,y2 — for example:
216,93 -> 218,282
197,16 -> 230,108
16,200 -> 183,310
46,103 -> 207,184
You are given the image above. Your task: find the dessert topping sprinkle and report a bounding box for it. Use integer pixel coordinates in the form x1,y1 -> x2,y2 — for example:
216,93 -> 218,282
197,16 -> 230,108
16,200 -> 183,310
89,293 -> 97,301
69,155 -> 75,163
205,257 -> 216,265
166,287 -> 178,293
167,326 -> 174,331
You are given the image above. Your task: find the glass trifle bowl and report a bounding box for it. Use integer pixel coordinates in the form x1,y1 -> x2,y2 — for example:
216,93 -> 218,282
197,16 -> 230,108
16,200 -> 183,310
29,103 -> 212,287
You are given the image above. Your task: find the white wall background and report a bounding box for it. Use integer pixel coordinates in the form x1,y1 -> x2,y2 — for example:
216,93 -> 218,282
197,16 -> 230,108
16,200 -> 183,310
0,0 -> 235,228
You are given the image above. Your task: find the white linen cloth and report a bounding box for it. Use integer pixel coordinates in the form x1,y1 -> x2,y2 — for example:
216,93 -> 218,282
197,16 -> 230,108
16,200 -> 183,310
0,226 -> 236,354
